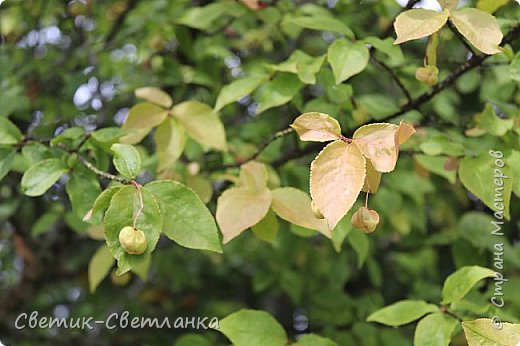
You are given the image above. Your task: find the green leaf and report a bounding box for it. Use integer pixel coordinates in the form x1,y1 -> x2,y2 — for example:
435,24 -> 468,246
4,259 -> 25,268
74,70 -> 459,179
269,50 -> 325,84
327,39 -> 369,84
271,187 -> 330,238
0,147 -> 16,182
286,15 -> 354,38
88,185 -> 123,224
414,313 -> 459,346
91,128 -> 126,143
104,186 -> 162,274
507,150 -> 520,197
462,318 -> 520,346
441,265 -> 496,304
66,167 -> 102,219
256,73 -> 303,114
88,245 -> 114,293
32,210 -> 62,236
0,117 -> 23,145
174,334 -> 212,346
175,3 -> 235,31
217,309 -> 288,346
363,36 -> 404,63
290,112 -> 341,142
459,152 -> 512,219
294,334 -> 338,346
21,158 -> 68,197
216,186 -> 272,243
476,0 -> 509,14
510,52 -> 520,82
393,9 -> 449,44
347,230 -> 369,268
155,117 -> 186,172
450,8 -> 503,55
121,102 -> 168,144
214,74 -> 268,111
111,143 -> 141,180
356,94 -> 399,120
171,101 -> 227,151
135,87 -> 172,108
251,208 -> 279,243
478,104 -> 513,136
367,300 -> 439,327
146,180 -> 222,253
331,214 -> 352,252
414,154 -> 457,184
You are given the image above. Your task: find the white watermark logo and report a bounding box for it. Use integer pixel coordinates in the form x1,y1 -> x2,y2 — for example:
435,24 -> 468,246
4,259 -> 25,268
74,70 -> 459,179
14,311 -> 220,330
488,149 -> 509,330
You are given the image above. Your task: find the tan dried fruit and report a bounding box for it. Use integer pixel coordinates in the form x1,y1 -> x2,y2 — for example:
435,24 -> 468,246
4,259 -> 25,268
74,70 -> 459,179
351,206 -> 380,233
415,66 -> 439,86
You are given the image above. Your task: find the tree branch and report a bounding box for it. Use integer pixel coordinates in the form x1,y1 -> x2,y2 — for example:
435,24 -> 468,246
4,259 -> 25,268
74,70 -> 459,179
76,155 -> 130,184
268,23 -> 520,167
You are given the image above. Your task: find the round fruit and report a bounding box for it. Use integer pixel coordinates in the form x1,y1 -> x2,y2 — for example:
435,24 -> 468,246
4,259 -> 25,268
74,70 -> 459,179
351,206 -> 380,233
118,226 -> 147,255
415,66 -> 439,86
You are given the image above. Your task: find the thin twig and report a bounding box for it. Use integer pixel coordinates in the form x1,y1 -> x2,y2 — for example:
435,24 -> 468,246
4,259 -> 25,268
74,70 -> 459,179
207,127 -> 294,171
371,54 -> 412,102
76,155 -> 130,184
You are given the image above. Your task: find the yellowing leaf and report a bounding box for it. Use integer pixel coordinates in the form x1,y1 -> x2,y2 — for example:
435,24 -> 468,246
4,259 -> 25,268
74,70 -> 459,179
135,87 -> 173,108
155,117 -> 186,172
393,9 -> 449,44
462,319 -> 520,346
171,101 -> 227,151
290,112 -> 342,142
310,140 -> 366,229
238,161 -> 268,191
216,187 -> 272,243
450,8 -> 503,55
121,103 -> 168,144
353,122 -> 415,173
271,187 -> 331,238
362,159 -> 382,194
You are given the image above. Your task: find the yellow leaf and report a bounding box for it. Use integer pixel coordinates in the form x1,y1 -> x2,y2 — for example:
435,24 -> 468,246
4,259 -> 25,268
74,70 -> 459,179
135,87 -> 173,108
271,187 -> 331,238
171,101 -> 228,151
362,159 -> 382,194
121,103 -> 168,144
310,140 -> 366,229
216,187 -> 272,243
154,117 -> 186,172
353,122 -> 415,173
450,8 -> 503,55
393,9 -> 449,44
290,112 -> 342,142
239,161 -> 268,191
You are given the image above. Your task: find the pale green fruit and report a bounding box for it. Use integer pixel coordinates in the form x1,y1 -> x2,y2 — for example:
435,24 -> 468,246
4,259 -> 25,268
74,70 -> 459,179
351,206 -> 380,233
118,226 -> 147,255
415,66 -> 439,86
